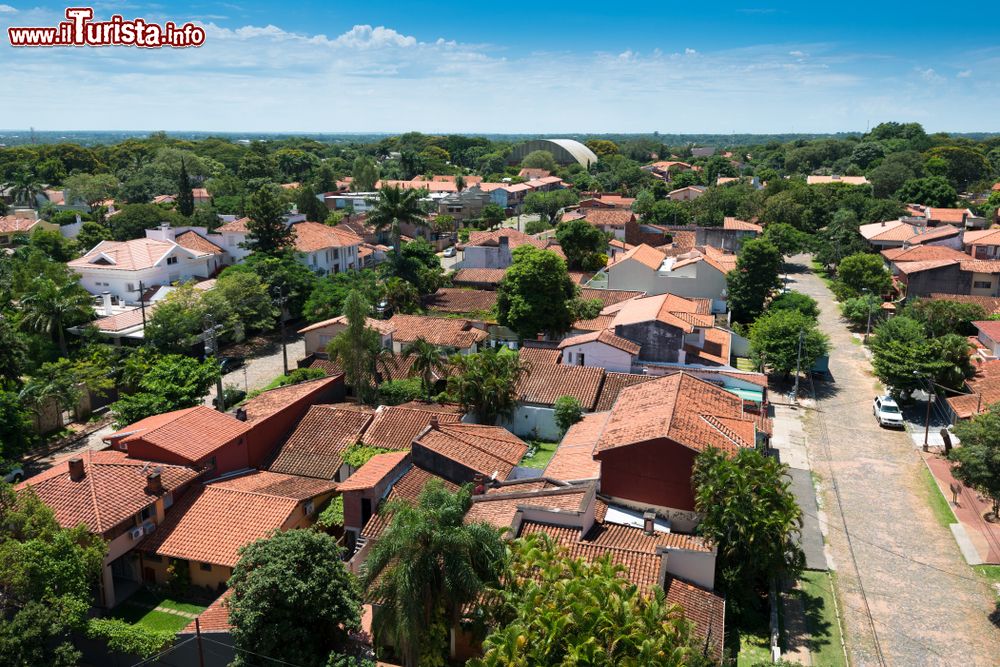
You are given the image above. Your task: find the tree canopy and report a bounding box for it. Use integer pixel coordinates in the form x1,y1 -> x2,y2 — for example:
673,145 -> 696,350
497,246 -> 579,339
726,238 -> 782,323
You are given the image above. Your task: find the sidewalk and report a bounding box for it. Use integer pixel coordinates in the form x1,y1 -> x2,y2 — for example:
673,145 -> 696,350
924,453 -> 1000,564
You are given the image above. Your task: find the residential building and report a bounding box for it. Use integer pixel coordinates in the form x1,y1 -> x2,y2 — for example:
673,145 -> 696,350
518,168 -> 551,180
578,208 -> 636,240
461,228 -> 563,269
68,235 -> 223,304
18,450 -> 202,607
451,267 -> 507,289
385,313 -> 488,354
806,175 -> 869,186
963,228 -> 1000,259
890,254 -> 1000,298
436,185 -> 493,222
907,204 -> 986,229
140,471 -> 336,590
604,244 -> 734,307
972,320 -> 1000,359
642,161 -> 699,181
577,193 -> 636,209
267,404 -> 376,482
667,185 -> 707,201
928,293 -> 1000,317
423,288 -> 498,316
947,359 -> 1000,419
291,221 -> 364,274
0,211 -> 58,246
298,315 -> 395,357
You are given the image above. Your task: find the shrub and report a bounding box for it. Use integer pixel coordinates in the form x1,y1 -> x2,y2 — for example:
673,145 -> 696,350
316,495 -> 345,530
342,443 -> 392,469
524,219 -> 551,235
554,395 -> 583,433
87,618 -> 175,658
377,378 -> 422,406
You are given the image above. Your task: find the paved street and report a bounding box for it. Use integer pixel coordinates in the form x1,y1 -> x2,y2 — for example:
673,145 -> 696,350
785,255 -> 1000,666
204,334 -> 306,406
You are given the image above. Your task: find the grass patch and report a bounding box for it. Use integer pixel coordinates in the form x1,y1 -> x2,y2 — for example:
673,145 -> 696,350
974,565 -> 1000,587
921,466 -> 956,528
810,260 -> 837,288
729,608 -> 771,667
520,440 -> 557,469
736,357 -> 757,372
112,589 -> 207,633
794,571 -> 847,667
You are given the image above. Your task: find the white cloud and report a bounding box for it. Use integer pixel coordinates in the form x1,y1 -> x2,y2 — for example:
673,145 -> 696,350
917,67 -> 944,83
957,69 -> 972,78
333,24 -> 417,49
789,50 -> 806,57
0,5 -> 16,13
685,48 -> 697,55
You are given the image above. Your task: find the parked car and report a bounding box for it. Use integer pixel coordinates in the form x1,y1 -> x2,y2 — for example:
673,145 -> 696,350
219,356 -> 245,374
3,464 -> 25,484
443,246 -> 457,258
873,395 -> 905,428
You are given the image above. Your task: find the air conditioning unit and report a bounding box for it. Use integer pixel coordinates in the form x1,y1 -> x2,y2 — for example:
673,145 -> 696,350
129,526 -> 144,541
142,521 -> 156,535
305,501 -> 315,516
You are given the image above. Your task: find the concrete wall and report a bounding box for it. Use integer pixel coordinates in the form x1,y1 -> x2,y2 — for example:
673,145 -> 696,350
664,548 -> 716,591
616,321 -> 684,364
561,340 -> 634,373
462,243 -> 513,269
902,264 -> 964,298
500,404 -> 561,441
606,257 -> 659,293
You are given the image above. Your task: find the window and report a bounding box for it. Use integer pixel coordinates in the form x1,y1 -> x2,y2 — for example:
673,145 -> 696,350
974,280 -> 992,289
139,505 -> 154,521
576,352 -> 585,366
126,282 -> 135,293
333,248 -> 339,259
145,554 -> 163,563
166,256 -> 178,265
199,562 -> 212,572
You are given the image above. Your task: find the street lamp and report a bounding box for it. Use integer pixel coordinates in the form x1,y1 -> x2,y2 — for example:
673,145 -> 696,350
912,371 -> 934,452
861,288 -> 875,344
271,285 -> 290,376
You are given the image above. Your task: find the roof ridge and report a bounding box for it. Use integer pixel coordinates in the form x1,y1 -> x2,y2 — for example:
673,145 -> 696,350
83,449 -> 105,532
203,480 -> 304,504
699,414 -> 752,449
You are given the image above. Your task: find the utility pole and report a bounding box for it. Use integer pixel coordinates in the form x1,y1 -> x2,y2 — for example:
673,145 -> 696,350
792,328 -> 804,401
133,280 -> 147,330
204,317 -> 226,412
913,371 -> 933,452
272,285 -> 289,376
195,617 -> 205,667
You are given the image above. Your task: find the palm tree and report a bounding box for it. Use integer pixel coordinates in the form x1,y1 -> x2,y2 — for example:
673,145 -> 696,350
455,174 -> 466,193
403,337 -> 447,398
367,185 -> 426,255
362,481 -> 506,667
20,279 -> 94,357
5,169 -> 43,207
447,348 -> 530,424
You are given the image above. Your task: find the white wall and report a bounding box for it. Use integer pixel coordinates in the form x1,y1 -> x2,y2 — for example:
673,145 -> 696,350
561,341 -> 634,373
75,249 -> 215,303
462,244 -> 512,269
607,258 -> 659,293
664,548 -> 716,591
501,404 -> 561,441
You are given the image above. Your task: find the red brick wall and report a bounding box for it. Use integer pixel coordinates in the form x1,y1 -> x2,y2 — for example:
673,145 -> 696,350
245,377 -> 345,468
125,437 -> 249,477
596,438 -> 697,511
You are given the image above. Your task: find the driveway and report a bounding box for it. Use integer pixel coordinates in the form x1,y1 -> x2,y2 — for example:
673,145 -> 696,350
785,254 -> 1000,666
204,334 -> 305,407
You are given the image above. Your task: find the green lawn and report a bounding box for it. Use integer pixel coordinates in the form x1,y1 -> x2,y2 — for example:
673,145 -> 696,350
112,590 -> 208,633
921,466 -> 957,528
729,608 -> 771,667
974,565 -> 1000,587
520,441 -> 557,469
736,357 -> 757,372
794,571 -> 847,667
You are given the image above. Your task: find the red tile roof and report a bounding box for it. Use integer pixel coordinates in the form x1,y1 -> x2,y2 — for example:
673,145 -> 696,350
594,372 -> 659,412
414,423 -> 528,480
973,320 -> 1000,341
335,452 -> 410,492
18,449 -> 200,535
240,375 -> 342,423
948,359 -> 1000,419
182,590 -> 232,633
882,246 -> 968,263
595,373 -> 757,456
723,217 -> 762,232
217,217 -> 250,233
68,238 -> 194,271
266,405 -> 373,479
685,327 -> 732,366
516,362 -> 605,409
558,329 -> 641,355
927,207 -> 974,224
301,353 -> 418,383
92,306 -> 154,333
960,259 -> 1000,274
613,243 -> 666,270
175,230 -> 224,255
105,406 -> 251,464
467,228 -> 550,251
0,215 -> 43,234
578,288 -> 645,308
291,221 -> 363,252
423,288 -> 498,314
210,469 -> 337,500
544,411 -> 609,481
581,209 -> 635,229
387,314 -> 488,349
297,315 -> 395,335
609,293 -> 714,332
452,268 -> 507,287
518,346 -> 563,368
465,485 -> 591,529
360,466 -> 458,539
928,294 -> 1000,317
362,404 -> 463,451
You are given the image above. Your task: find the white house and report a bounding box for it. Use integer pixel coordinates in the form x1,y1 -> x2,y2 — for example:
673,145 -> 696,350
461,229 -> 562,269
604,244 -> 732,310
558,330 -> 639,373
298,315 -> 395,357
68,234 -> 224,304
214,218 -> 362,274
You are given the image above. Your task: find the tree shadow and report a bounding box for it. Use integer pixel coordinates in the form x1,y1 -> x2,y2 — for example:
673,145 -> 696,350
989,601 -> 1000,630
784,579 -> 834,656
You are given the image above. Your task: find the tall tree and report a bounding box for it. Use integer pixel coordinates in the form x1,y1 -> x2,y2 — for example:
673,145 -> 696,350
351,156 -> 380,192
447,348 -> 529,424
327,290 -> 383,405
837,252 -> 892,297
472,535 -> 700,667
109,354 -> 220,427
749,309 -> 830,377
726,238 -> 782,323
497,246 -> 579,339
524,189 -> 579,227
19,278 -> 93,356
368,185 -> 425,253
176,158 -> 194,217
895,176 -> 957,208
403,338 -> 447,399
5,169 -> 42,207
951,407 -> 1000,519
296,184 -> 327,222
692,447 -> 804,612
228,530 -> 363,667
363,481 -> 505,667
243,184 -> 294,255
555,218 -> 605,270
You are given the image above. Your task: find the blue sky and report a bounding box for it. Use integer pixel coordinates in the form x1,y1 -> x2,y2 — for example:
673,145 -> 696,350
2,1 -> 999,133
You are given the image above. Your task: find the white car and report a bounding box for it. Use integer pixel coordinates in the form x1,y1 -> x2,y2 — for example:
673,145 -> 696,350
443,246 -> 457,258
873,395 -> 905,428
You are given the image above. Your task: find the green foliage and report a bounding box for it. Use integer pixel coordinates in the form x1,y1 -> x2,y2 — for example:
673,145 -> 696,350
297,184 -> 328,223
868,316 -> 972,394
925,146 -> 991,189
75,221 -> 111,252
523,219 -> 551,235
369,185 -> 426,252
303,270 -> 379,323
836,252 -> 891,297
553,395 -> 583,433
107,203 -> 184,241
497,246 -> 579,339
223,252 -> 319,319
839,294 -> 882,328
19,277 -> 94,356
145,282 -> 211,352
727,238 -> 782,323
377,378 -> 423,406
523,189 -> 579,226
814,208 -> 867,267
384,238 -> 445,295
951,408 -> 1000,518
555,218 -> 606,270
316,495 -> 345,529
110,354 -> 220,427
0,391 -> 36,460
895,176 -> 957,208
769,291 -> 819,319
86,618 -> 174,658
363,480 -> 505,667
447,348 -> 528,425
63,172 -> 118,213
229,530 -> 363,667
481,202 -> 505,228
327,291 -> 384,405
749,309 -> 829,375
176,158 -> 195,217
343,443 -> 393,469
761,222 -> 809,256
520,150 -> 558,172
472,535 -> 702,667
0,315 -> 28,388
902,298 -> 987,337
244,183 -> 294,255
693,448 -> 804,611
403,338 -> 448,399
204,270 -> 279,337
351,156 -> 380,191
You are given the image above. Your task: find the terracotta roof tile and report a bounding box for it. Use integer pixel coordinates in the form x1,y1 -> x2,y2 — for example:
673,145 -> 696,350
360,466 -> 458,539
544,411 -> 609,481
578,288 -> 645,308
452,268 -> 507,287
240,375 -> 342,423
210,469 -> 336,500
516,363 -> 605,409
580,209 -> 635,229
414,423 -> 528,480
216,217 -> 250,233
266,405 -> 373,479
387,314 -> 488,349
174,230 -> 223,255
908,224 -> 962,245
518,346 -> 563,367
894,259 -> 958,275
594,372 -> 659,412
929,294 -> 1000,316
467,228 -> 549,251
301,353 -> 418,383
362,404 -> 463,451
0,215 -> 42,234
182,590 -> 232,633
336,452 -> 410,491
68,238 -> 196,271
723,217 -> 762,232
685,327 -> 732,366
18,449 -> 200,535
960,259 -> 1000,274
882,246 -> 968,263
558,329 -> 640,355
928,207 -> 974,224
105,406 -> 251,464
297,315 -> 395,335
92,306 -> 154,333
806,175 -> 869,185
465,486 -> 591,529
613,243 -> 666,270
595,373 -> 756,456
423,288 -> 498,314
291,221 -> 363,252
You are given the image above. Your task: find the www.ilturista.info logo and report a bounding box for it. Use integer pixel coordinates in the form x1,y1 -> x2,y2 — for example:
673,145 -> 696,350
7,7 -> 206,47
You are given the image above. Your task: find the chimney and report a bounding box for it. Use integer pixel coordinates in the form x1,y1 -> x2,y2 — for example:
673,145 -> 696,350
146,471 -> 163,495
235,407 -> 247,422
159,222 -> 172,239
101,291 -> 113,316
429,415 -> 439,430
643,510 -> 656,536
472,473 -> 485,495
68,457 -> 85,482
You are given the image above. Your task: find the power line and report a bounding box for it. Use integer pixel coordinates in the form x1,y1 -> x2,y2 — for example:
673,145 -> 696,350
200,635 -> 308,667
129,636 -> 196,666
